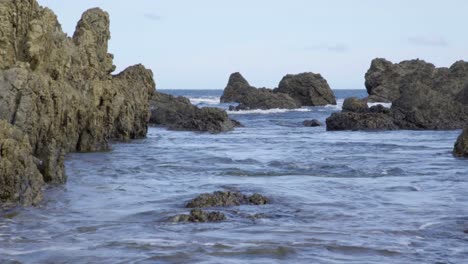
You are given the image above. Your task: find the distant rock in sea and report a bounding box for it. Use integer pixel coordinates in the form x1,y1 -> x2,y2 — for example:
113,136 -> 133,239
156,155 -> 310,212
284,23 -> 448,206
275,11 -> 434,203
150,92 -> 240,133
303,119 -> 322,127
454,128 -> 468,157
0,1 -> 154,207
220,72 -> 336,110
327,58 -> 468,131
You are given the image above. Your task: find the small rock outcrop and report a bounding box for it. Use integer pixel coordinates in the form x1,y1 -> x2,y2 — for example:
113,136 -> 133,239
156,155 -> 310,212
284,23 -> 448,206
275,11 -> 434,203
276,73 -> 336,106
169,209 -> 226,223
186,191 -> 269,208
454,128 -> 468,157
303,119 -> 322,127
327,59 -> 468,131
0,1 -> 155,207
220,72 -> 336,110
342,97 -> 368,113
221,73 -> 299,110
150,92 -> 240,133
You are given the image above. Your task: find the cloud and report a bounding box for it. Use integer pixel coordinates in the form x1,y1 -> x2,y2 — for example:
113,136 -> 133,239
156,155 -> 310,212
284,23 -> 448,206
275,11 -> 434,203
144,13 -> 162,21
408,36 -> 448,47
304,43 -> 349,53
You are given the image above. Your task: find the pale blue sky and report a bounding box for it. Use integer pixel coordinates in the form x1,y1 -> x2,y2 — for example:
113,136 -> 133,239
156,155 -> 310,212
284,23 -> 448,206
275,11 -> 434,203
38,0 -> 468,90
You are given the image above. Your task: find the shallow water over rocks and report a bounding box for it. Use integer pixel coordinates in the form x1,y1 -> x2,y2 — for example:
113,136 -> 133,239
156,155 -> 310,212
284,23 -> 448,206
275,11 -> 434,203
1,90 -> 467,263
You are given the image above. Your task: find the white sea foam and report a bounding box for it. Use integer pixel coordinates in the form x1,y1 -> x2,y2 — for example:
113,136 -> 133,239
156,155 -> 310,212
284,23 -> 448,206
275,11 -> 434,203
227,108 -> 311,115
368,102 -> 392,108
189,96 -> 220,105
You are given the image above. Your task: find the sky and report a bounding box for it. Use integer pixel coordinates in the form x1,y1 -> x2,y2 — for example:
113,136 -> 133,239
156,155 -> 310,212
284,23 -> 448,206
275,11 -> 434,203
37,0 -> 468,90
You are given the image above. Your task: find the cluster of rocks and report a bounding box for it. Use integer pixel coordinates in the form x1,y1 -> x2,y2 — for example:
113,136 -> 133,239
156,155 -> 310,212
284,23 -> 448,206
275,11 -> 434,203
0,1 -> 155,208
169,191 -> 269,223
149,92 -> 240,133
327,58 -> 468,131
221,72 -> 336,111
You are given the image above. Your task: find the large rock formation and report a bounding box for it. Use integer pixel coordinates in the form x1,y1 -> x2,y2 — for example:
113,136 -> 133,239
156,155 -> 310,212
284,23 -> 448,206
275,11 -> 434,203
454,128 -> 468,157
149,92 -> 240,133
0,0 -> 155,207
327,59 -> 468,131
220,72 -> 336,110
220,73 -> 299,110
276,73 -> 336,106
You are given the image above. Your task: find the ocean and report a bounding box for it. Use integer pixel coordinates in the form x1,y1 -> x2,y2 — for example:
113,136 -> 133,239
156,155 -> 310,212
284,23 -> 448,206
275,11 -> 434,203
0,89 -> 467,263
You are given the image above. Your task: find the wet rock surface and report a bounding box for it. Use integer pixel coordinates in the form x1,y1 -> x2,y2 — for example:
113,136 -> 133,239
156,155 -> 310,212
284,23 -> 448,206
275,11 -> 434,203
221,72 -> 336,110
0,0 -> 155,207
453,128 -> 468,157
169,209 -> 226,223
150,92 -> 240,133
169,191 -> 270,224
327,58 -> 468,131
186,191 -> 269,208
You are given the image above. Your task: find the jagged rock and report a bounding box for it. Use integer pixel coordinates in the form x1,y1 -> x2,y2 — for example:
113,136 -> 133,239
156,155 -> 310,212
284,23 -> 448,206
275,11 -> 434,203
454,128 -> 468,157
342,97 -> 368,113
220,73 -> 299,110
186,191 -> 269,208
150,92 -> 240,133
276,73 -> 336,106
303,119 -> 322,127
366,58 -> 468,103
169,209 -> 226,223
0,120 -> 43,208
0,1 -> 155,207
327,58 -> 468,131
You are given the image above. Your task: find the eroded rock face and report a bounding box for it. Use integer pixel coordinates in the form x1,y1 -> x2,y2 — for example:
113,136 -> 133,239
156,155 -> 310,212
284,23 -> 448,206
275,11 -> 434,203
150,92 -> 240,133
327,58 -> 468,131
454,128 -> 468,157
186,191 -> 269,208
220,73 -> 299,110
0,120 -> 43,208
0,1 -> 155,207
276,73 -> 336,106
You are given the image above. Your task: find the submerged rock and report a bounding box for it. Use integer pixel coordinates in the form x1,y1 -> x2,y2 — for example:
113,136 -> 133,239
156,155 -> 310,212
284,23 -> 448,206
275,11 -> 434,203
150,92 -> 240,133
453,128 -> 468,157
276,73 -> 336,106
220,73 -> 299,110
303,119 -> 322,127
170,209 -> 226,223
0,1 -> 155,207
221,72 -> 337,110
186,191 -> 269,208
327,58 -> 468,131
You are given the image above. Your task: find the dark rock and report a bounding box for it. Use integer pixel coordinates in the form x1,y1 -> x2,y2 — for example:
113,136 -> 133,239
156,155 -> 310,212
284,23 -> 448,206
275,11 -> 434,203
150,92 -> 240,133
249,193 -> 270,205
276,72 -> 336,106
327,58 -> 468,131
0,1 -> 155,207
186,191 -> 269,208
326,112 -> 398,131
342,97 -> 368,113
303,119 -> 322,127
454,128 -> 468,157
170,209 -> 226,223
220,73 -> 300,110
